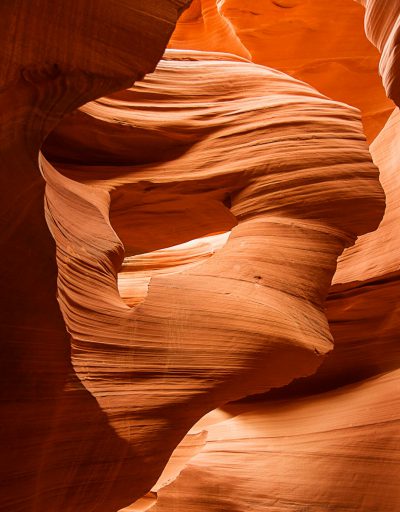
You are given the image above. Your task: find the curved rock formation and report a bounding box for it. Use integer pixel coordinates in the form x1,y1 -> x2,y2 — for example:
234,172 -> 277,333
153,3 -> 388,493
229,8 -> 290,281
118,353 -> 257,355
142,112 -> 400,511
147,370 -> 400,512
356,0 -> 400,106
262,106 -> 400,398
326,106 -> 400,386
170,0 -> 394,141
2,1 -> 399,511
43,48 -> 384,509
0,2 -> 191,511
168,0 -> 250,59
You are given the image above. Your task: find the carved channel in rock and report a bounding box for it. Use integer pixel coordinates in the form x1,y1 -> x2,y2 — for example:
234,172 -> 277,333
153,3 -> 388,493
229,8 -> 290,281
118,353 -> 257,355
40,41 -> 387,512
117,232 -> 231,307
108,180 -> 236,307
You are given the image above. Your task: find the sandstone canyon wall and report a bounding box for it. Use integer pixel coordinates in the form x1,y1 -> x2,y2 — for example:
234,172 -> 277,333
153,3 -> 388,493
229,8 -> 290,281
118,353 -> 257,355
0,2 -> 192,511
1,1 -> 399,512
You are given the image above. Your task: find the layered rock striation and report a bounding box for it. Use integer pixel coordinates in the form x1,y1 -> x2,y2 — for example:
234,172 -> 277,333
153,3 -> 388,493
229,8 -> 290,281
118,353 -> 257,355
43,47 -> 385,510
356,0 -> 400,106
0,2 -> 192,511
146,370 -> 400,512
170,0 -> 394,141
1,1 -> 399,511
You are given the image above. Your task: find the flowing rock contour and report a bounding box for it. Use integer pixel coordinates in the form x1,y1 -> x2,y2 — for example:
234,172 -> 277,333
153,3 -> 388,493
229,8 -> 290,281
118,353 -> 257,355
146,370 -> 400,512
356,0 -> 400,106
0,2 -> 192,511
44,47 -> 384,509
170,0 -> 394,141
1,1 -> 398,511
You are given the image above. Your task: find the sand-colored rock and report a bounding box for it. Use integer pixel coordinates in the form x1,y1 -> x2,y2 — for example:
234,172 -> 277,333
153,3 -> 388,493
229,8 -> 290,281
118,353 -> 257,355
264,107 -> 400,398
326,108 -> 400,385
356,0 -> 400,107
43,48 -> 383,509
250,107 -> 400,399
335,109 -> 400,283
170,0 -> 394,141
0,2 -> 191,511
2,2 -> 399,511
147,370 -> 400,511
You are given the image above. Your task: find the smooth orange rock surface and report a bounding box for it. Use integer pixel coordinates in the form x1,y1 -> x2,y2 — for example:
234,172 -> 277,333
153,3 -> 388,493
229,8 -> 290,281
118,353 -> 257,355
2,1 -> 399,512
273,107 -> 400,397
43,48 -> 384,510
356,0 -> 400,106
170,0 -> 394,141
168,0 -> 251,59
148,370 -> 400,511
0,2 -> 191,511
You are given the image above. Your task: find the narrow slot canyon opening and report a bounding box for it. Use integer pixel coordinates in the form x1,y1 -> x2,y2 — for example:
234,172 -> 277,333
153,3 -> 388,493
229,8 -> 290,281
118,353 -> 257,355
117,231 -> 231,307
108,182 -> 237,308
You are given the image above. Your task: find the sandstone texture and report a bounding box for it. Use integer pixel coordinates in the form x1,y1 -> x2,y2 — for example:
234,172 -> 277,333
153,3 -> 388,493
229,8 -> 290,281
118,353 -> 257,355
0,2 -> 192,511
357,0 -> 400,106
146,370 -> 399,512
1,1 -> 399,512
170,0 -> 395,141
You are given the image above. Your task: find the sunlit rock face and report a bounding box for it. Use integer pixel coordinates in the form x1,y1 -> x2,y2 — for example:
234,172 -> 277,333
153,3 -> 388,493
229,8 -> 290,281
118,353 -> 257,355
356,0 -> 400,107
169,0 -> 394,141
1,1 -> 399,512
43,50 -> 384,512
145,370 -> 400,512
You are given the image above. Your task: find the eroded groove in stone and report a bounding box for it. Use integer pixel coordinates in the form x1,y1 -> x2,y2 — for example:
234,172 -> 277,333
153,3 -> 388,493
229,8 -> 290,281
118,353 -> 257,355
355,0 -> 400,106
2,1 -> 399,511
0,2 -> 192,511
145,370 -> 400,512
43,48 -> 384,511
